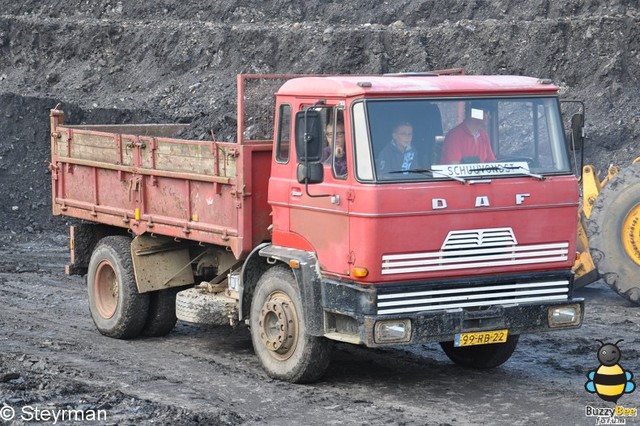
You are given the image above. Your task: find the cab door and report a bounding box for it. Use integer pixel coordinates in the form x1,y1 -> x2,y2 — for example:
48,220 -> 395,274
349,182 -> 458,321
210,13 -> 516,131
288,106 -> 351,276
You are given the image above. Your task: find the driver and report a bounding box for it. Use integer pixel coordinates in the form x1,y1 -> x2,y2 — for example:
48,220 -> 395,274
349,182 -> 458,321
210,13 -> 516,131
441,101 -> 496,164
377,121 -> 423,173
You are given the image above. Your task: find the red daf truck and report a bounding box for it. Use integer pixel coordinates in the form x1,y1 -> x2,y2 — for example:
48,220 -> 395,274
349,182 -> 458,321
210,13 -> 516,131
50,73 -> 584,383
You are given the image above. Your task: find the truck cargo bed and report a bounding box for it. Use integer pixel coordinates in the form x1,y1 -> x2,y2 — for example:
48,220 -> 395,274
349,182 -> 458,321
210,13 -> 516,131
49,111 -> 272,259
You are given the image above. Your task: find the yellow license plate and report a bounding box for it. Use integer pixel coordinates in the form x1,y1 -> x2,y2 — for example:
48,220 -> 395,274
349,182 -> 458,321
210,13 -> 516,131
454,329 -> 508,347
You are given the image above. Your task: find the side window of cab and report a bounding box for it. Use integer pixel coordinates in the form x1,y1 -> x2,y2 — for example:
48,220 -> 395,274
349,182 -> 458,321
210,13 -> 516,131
323,108 -> 348,179
276,104 -> 291,163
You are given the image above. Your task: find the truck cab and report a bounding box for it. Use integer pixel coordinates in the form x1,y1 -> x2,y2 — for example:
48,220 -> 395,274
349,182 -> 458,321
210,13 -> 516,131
261,74 -> 582,375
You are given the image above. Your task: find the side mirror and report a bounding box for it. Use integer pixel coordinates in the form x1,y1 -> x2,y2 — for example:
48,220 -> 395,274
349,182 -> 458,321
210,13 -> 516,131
295,110 -> 324,162
297,163 -> 324,184
570,113 -> 584,151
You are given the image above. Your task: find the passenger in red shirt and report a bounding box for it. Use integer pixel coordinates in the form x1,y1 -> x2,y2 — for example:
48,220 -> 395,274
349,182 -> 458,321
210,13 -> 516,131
441,102 -> 496,164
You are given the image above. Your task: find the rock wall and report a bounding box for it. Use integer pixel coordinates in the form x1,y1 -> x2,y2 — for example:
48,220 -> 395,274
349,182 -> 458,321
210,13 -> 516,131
1,1 -> 639,231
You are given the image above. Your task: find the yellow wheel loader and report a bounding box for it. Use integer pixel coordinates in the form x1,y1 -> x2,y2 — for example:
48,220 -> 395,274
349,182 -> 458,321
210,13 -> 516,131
573,159 -> 640,305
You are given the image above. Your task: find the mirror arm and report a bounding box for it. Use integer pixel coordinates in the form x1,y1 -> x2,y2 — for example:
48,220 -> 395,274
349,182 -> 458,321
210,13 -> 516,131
561,100 -> 586,179
305,180 -> 332,198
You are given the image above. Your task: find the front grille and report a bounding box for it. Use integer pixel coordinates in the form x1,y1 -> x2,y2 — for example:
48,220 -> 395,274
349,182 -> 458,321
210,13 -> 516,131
376,279 -> 570,315
443,227 -> 517,249
382,228 -> 569,275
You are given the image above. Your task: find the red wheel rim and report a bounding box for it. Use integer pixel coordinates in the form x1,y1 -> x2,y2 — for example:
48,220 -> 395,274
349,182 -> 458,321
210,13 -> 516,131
258,290 -> 299,361
93,260 -> 118,319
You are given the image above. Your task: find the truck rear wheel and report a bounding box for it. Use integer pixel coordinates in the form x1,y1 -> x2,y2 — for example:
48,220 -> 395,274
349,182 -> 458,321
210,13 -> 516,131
440,335 -> 519,369
587,164 -> 640,305
249,265 -> 331,383
87,236 -> 149,339
141,288 -> 178,337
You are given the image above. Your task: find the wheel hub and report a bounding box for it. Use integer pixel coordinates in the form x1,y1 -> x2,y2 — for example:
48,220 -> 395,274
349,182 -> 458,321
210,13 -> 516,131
94,260 -> 119,319
258,291 -> 298,360
622,204 -> 640,266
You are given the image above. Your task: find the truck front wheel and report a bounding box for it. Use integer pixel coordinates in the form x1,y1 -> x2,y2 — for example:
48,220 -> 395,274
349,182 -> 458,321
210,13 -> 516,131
440,335 -> 519,369
87,236 -> 149,339
249,265 -> 331,383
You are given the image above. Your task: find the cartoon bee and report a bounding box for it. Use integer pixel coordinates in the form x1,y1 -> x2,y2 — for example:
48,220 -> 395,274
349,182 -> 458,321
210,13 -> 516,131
585,339 -> 636,403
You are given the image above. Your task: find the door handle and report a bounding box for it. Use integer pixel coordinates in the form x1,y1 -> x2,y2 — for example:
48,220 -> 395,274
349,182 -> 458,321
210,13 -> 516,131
290,189 -> 303,197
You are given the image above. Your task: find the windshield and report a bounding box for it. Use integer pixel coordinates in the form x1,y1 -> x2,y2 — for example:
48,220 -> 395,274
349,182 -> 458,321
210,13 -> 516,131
354,97 -> 570,182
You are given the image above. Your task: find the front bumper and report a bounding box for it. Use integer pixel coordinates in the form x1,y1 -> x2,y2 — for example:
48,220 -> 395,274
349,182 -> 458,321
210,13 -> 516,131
321,270 -> 584,347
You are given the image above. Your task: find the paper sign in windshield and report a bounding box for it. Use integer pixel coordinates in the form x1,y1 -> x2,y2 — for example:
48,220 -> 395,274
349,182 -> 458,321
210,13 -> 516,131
432,161 -> 530,178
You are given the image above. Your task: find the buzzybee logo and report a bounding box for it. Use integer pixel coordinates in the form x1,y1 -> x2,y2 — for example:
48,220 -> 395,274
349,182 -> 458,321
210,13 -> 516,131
585,339 -> 636,403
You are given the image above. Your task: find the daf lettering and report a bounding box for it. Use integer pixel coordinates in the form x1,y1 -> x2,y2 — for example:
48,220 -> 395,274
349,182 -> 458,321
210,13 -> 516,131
475,196 -> 490,207
431,194 -> 533,209
432,198 -> 447,210
516,193 -> 531,205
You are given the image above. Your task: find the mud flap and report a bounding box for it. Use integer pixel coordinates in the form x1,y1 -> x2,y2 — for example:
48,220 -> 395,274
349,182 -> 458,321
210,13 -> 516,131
258,245 -> 325,336
131,234 -> 194,293
66,223 -> 118,275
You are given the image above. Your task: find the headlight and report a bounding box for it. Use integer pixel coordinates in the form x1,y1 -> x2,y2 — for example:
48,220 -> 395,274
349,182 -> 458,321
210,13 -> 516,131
374,319 -> 411,343
548,304 -> 582,328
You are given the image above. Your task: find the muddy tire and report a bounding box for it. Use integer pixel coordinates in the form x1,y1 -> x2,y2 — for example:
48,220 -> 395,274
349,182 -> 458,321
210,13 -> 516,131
250,265 -> 331,383
141,288 -> 178,337
587,164 -> 640,305
440,335 -> 519,369
87,236 -> 149,339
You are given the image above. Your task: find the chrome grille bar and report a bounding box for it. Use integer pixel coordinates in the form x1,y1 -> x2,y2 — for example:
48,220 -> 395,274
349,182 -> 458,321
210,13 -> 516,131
382,242 -> 569,275
376,280 -> 570,315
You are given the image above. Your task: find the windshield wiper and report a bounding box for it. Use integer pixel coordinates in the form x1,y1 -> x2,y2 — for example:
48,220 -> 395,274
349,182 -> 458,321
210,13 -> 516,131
459,164 -> 545,181
388,168 -> 467,184
496,165 -> 545,181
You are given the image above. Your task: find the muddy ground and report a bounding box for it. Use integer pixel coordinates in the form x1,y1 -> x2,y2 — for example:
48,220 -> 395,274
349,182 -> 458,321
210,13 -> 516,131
0,232 -> 639,425
2,0 -> 640,425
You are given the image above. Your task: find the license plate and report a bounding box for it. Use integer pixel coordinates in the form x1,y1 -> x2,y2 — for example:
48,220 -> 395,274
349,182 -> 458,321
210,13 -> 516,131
454,329 -> 508,347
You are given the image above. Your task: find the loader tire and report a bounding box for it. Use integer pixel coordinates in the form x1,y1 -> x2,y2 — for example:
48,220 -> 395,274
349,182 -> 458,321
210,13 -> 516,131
587,163 -> 640,305
87,236 -> 149,339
